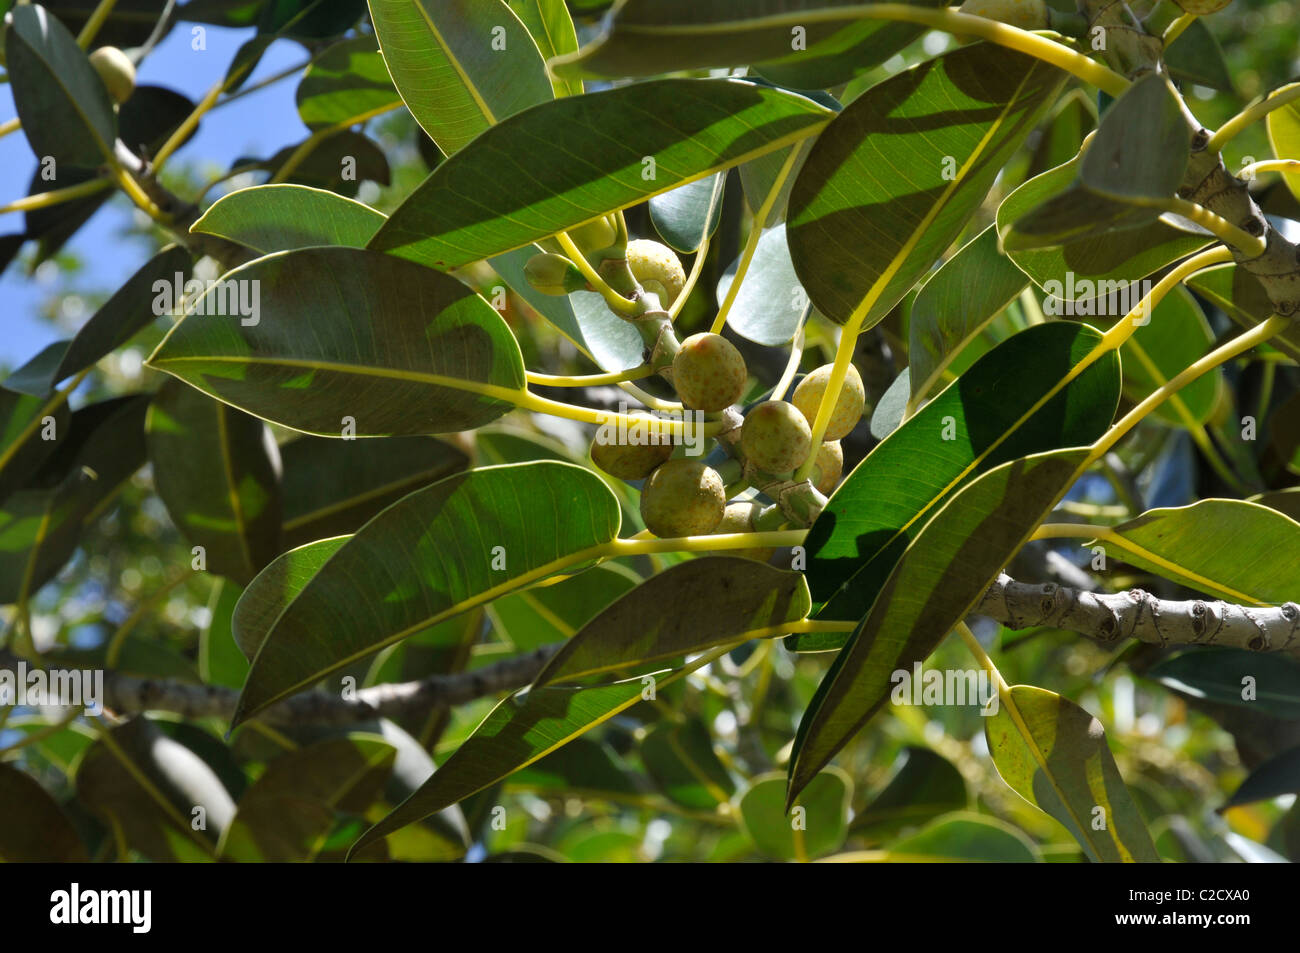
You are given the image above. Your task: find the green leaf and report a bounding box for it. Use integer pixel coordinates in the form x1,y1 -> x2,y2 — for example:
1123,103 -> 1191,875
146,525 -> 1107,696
537,556 -> 810,685
868,367 -> 910,441
147,380 -> 283,584
220,735 -> 397,861
792,322 -> 1119,649
295,35 -> 400,130
5,4 -> 116,167
1253,488 -> 1300,523
737,769 -> 850,861
256,129 -> 391,197
650,173 -> 725,255
3,341 -> 69,397
1120,286 -> 1220,426
550,0 -> 941,85
870,812 -> 1041,862
1186,262 -> 1300,364
488,562 -> 640,651
716,223 -> 809,346
233,461 -> 622,724
1267,92 -> 1300,203
191,185 -> 387,254
851,745 -> 967,840
367,0 -> 552,157
789,449 -> 1092,803
510,737 -> 640,800
996,155 -> 1210,295
505,0 -> 583,98
908,225 -> 1028,403
369,78 -> 833,271
0,395 -> 150,604
787,43 -> 1064,326
233,537 -> 349,660
199,577 -> 250,689
1079,73 -> 1190,203
490,246 -> 644,373
0,762 -> 87,861
147,246 -> 528,438
1225,745 -> 1300,807
1146,649 -> 1300,720
351,676 -> 651,856
1165,19 -> 1234,93
642,718 -> 735,810
1094,499 -> 1300,605
280,434 -> 469,549
1025,88 -> 1095,180
76,717 -> 235,862
0,386 -> 69,505
985,684 -> 1160,863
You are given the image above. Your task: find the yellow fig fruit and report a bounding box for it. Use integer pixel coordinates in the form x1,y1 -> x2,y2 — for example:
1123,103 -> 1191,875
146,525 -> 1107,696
741,401 -> 812,475
792,363 -> 866,441
89,46 -> 136,105
812,441 -> 844,496
672,332 -> 747,412
626,239 -> 686,307
524,253 -> 587,296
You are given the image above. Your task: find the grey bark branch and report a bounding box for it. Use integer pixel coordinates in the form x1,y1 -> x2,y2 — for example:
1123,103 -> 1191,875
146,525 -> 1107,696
976,574 -> 1300,656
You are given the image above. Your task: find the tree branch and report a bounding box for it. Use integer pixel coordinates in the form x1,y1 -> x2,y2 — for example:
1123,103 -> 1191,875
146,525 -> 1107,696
976,573 -> 1300,656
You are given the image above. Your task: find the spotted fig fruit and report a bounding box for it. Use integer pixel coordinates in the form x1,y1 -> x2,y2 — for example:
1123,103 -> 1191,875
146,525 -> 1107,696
626,239 -> 686,307
89,46 -> 135,105
590,435 -> 673,481
525,253 -> 587,296
792,363 -> 866,441
639,459 -> 726,538
710,501 -> 775,562
958,0 -> 1049,30
812,441 -> 843,496
741,400 -> 812,475
672,332 -> 747,412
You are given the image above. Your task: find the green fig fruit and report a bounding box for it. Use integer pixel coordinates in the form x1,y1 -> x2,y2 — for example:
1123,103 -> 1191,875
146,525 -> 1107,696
710,501 -> 775,562
672,332 -> 747,412
89,46 -> 135,105
811,440 -> 843,496
639,459 -> 726,538
590,435 -> 674,481
792,363 -> 866,441
524,253 -> 587,296
741,401 -> 812,475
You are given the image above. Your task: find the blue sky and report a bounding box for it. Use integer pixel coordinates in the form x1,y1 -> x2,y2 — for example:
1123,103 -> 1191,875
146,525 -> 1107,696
0,21 -> 312,369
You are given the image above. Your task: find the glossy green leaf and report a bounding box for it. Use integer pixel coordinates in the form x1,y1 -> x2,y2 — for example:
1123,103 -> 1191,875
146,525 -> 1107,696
1165,19 -> 1234,93
1225,745 -> 1300,807
0,395 -> 150,604
851,745 -> 967,840
986,684 -> 1160,863
76,717 -> 235,862
789,449 -> 1092,803
148,380 -> 283,584
551,0 -> 942,86
1026,88 -> 1095,180
1267,92 -> 1300,203
1079,74 -> 1190,203
490,246 -> 644,373
538,557 -> 810,685
908,225 -> 1027,404
505,0 -> 583,98
233,537 -> 349,660
1120,286 -> 1219,426
643,718 -> 735,810
147,246 -> 527,438
199,577 -> 250,689
367,0 -> 552,156
716,223 -> 808,346
280,434 -> 469,549
868,812 -> 1040,862
0,761 -> 87,861
996,155 -> 1210,295
351,676 -> 651,856
1147,649 -> 1300,720
737,769 -> 850,861
489,562 -> 640,651
787,43 -> 1064,326
220,735 -> 397,861
5,5 -> 116,167
233,462 -> 622,724
192,185 -> 386,254
1186,262 -> 1300,364
868,367 -> 910,441
369,79 -> 834,271
295,35 -> 400,130
1095,500 -> 1300,605
650,173 -> 725,254
510,737 -> 640,799
792,322 -> 1119,649
255,129 -> 391,197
